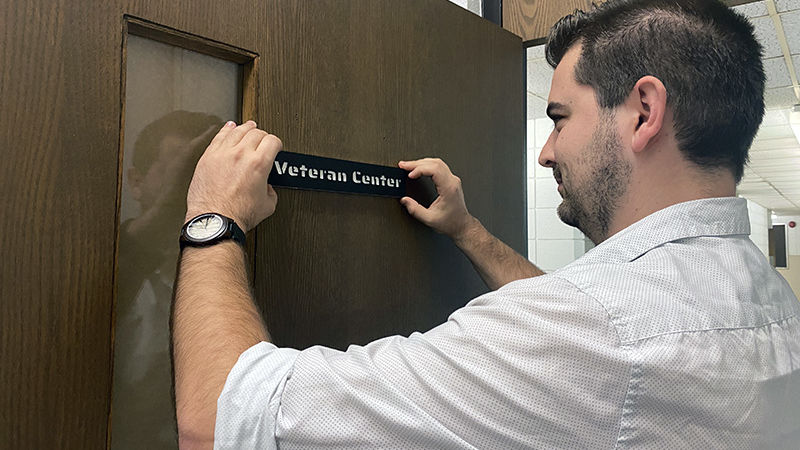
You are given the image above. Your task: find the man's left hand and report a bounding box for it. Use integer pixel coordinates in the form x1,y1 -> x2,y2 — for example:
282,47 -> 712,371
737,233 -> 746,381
185,120 -> 282,232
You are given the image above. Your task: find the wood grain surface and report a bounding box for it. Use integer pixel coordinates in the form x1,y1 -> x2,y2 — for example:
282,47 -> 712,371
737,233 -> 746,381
0,0 -> 523,447
505,0 -> 760,44
504,0 -> 591,44
0,0 -> 267,447
252,0 -> 525,350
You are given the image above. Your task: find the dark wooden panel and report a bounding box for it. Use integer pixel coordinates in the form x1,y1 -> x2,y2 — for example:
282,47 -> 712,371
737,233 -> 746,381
253,0 -> 525,349
1,0 -> 523,446
0,0 -> 268,447
0,0 -> 120,447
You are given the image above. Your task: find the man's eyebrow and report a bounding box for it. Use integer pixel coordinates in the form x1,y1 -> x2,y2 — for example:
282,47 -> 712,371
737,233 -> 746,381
546,102 -> 568,120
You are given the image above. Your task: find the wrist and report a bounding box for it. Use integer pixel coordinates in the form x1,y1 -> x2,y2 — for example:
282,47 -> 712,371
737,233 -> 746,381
451,215 -> 482,247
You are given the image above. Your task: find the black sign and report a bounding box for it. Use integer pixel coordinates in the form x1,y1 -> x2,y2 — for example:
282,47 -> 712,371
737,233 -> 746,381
268,151 -> 409,198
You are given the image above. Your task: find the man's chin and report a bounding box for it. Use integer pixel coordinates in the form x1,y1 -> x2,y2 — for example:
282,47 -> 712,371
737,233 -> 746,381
556,202 -> 580,230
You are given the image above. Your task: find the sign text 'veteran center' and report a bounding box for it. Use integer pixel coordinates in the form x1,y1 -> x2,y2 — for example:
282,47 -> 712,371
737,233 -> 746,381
268,151 -> 408,198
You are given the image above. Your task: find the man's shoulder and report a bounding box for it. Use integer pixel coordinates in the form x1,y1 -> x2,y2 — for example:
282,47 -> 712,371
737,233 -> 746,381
548,235 -> 800,345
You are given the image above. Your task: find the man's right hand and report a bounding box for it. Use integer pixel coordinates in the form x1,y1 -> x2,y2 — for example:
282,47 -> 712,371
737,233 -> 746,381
398,158 -> 478,243
399,157 -> 543,290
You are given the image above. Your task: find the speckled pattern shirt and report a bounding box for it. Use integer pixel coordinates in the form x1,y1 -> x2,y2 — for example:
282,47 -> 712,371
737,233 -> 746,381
214,197 -> 800,449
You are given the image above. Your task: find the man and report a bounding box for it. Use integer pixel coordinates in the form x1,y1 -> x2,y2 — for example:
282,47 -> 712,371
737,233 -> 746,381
173,0 -> 800,448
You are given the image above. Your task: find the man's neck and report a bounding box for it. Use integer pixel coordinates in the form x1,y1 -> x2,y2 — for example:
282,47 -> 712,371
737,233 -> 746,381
603,166 -> 736,243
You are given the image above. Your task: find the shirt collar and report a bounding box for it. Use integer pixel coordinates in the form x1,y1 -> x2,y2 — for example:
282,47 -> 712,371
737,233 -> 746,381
580,197 -> 751,264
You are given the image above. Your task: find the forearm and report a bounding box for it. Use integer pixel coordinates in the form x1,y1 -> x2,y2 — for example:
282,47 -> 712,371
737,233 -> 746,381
453,217 -> 545,291
172,241 -> 268,448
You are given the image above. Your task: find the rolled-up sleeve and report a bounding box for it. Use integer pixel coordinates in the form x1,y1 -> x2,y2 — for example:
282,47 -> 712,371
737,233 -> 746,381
214,343 -> 300,449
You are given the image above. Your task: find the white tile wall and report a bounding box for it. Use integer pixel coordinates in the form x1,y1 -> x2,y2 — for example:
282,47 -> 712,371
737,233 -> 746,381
536,208 -> 576,239
526,44 -> 589,271
535,177 -> 561,208
446,0 -> 481,15
747,199 -> 770,257
536,239 -> 582,271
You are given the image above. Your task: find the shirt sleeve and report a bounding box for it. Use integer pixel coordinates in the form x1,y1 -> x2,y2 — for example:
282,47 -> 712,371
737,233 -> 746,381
214,343 -> 300,449
215,275 -> 631,449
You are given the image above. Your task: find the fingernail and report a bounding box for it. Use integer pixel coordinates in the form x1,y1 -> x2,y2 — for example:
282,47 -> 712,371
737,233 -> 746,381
225,121 -> 236,128
247,120 -> 257,126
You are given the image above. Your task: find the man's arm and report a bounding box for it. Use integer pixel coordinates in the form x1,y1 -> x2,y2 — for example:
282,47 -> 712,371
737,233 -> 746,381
172,120 -> 282,449
398,158 -> 544,291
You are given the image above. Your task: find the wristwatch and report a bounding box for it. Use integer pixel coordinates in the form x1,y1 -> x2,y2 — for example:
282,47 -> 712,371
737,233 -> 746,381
180,213 -> 246,249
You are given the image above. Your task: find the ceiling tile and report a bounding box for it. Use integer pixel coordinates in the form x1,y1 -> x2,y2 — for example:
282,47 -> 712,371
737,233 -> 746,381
753,15 -> 784,58
749,148 -> 800,158
762,109 -> 791,126
776,0 -> 800,13
734,1 -> 769,17
772,179 -> 800,186
746,162 -> 800,172
764,86 -> 800,109
756,176 -> 797,183
740,173 -> 766,182
738,185 -> 781,194
781,10 -> 800,54
751,137 -> 800,150
764,57 -> 793,88
754,124 -> 796,139
747,168 -> 800,177
747,154 -> 800,164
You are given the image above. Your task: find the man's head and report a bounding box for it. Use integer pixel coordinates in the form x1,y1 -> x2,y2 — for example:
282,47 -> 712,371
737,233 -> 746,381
539,0 -> 765,242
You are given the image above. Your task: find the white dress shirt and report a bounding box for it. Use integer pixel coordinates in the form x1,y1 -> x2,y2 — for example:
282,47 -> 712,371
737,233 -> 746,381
215,197 -> 800,449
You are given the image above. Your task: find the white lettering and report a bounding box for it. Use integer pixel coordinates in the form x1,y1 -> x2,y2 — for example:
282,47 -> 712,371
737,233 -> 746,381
274,161 -> 288,175
288,166 -> 298,176
309,168 -> 318,179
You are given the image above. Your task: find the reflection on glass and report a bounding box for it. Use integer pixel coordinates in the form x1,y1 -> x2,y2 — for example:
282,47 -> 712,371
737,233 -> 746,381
112,35 -> 240,449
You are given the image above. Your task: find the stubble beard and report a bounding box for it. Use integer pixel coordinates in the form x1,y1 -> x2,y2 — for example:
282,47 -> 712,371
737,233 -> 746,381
556,118 -> 631,244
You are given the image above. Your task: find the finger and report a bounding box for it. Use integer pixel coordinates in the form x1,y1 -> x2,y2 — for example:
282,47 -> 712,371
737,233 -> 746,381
399,158 -> 446,170
222,120 -> 257,148
239,128 -> 268,152
206,121 -> 237,150
254,134 -> 283,168
407,162 -> 458,192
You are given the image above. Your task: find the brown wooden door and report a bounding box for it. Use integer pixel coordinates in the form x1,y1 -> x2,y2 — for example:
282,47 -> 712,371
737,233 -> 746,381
0,1 -> 524,448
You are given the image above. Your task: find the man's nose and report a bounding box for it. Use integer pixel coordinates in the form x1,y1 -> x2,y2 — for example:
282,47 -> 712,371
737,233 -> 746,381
538,132 -> 556,168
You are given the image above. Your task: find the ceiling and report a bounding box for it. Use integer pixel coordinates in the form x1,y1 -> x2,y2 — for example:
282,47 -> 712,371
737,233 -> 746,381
526,0 -> 800,215
733,0 -> 800,214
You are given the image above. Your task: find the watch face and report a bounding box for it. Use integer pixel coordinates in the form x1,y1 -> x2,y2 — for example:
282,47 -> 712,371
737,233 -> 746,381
186,214 -> 225,241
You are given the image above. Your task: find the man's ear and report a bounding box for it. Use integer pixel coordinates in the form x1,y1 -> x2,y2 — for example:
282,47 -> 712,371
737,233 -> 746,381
629,75 -> 667,153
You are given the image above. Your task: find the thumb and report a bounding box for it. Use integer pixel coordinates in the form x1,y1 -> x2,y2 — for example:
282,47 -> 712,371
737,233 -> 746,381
401,196 -> 431,224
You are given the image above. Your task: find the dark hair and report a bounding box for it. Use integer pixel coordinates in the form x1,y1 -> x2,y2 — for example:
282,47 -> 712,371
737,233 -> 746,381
133,110 -> 222,173
545,0 -> 765,182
